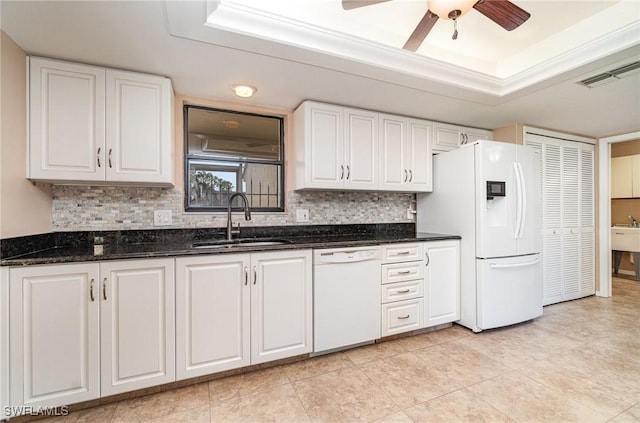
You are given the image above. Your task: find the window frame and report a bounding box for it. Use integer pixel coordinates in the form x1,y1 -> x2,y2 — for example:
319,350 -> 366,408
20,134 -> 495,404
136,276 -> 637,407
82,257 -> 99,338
183,105 -> 285,213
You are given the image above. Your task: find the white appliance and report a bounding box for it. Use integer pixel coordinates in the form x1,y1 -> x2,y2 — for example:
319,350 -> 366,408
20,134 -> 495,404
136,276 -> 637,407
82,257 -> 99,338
313,246 -> 381,353
417,140 -> 542,332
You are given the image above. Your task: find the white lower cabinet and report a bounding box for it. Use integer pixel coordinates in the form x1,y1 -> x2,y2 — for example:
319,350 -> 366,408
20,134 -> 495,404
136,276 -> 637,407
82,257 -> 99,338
8,259 -> 174,412
176,250 -> 312,380
423,240 -> 460,327
380,243 -> 424,337
99,259 -> 175,396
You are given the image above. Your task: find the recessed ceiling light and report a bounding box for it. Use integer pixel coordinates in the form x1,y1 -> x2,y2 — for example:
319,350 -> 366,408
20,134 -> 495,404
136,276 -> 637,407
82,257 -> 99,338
232,84 -> 257,98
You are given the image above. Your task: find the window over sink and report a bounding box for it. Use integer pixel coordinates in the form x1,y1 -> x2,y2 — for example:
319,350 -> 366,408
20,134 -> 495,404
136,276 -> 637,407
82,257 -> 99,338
184,105 -> 284,212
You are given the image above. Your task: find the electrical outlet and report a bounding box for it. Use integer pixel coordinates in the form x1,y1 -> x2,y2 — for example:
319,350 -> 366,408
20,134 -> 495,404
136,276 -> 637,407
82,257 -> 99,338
154,210 -> 173,226
296,208 -> 310,223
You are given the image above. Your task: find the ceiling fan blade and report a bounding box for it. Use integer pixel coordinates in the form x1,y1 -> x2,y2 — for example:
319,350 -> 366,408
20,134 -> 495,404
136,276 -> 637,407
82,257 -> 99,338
342,0 -> 391,10
473,0 -> 530,31
403,10 -> 439,52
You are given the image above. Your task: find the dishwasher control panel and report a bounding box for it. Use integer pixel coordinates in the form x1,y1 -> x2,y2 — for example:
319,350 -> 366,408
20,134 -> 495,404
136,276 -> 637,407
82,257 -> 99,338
314,246 -> 381,264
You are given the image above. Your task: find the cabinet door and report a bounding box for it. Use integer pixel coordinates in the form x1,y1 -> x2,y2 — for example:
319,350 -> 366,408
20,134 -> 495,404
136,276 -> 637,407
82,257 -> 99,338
633,155 -> 640,198
251,250 -> 312,364
305,103 -> 345,188
100,259 -> 175,396
10,263 -> 100,409
424,241 -> 460,327
175,255 -> 250,380
106,71 -> 173,185
407,119 -> 432,191
29,58 -> 105,181
611,156 -> 633,198
464,128 -> 491,144
379,114 -> 406,190
345,108 -> 378,190
433,122 -> 462,152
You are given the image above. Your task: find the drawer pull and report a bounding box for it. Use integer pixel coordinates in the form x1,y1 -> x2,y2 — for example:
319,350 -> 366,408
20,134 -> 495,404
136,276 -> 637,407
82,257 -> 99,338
396,270 -> 412,275
397,289 -> 411,294
398,314 -> 411,319
396,251 -> 411,256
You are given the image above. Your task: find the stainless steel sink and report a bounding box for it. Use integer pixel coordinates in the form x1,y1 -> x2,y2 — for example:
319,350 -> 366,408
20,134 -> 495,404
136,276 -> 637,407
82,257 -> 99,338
192,239 -> 292,249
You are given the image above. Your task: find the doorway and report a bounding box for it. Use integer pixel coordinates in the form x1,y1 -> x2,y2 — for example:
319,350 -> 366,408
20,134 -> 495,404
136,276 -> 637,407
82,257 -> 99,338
598,131 -> 640,298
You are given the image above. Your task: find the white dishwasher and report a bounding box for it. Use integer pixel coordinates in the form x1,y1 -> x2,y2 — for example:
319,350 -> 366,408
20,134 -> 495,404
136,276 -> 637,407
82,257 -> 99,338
313,246 -> 381,353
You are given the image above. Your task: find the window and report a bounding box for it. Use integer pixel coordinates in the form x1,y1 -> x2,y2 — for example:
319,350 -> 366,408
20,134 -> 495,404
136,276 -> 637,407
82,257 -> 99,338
184,105 -> 284,212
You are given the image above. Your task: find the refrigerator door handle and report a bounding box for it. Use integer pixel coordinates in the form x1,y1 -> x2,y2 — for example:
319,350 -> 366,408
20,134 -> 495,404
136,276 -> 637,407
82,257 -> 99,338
489,258 -> 539,269
514,163 -> 523,239
517,162 -> 527,239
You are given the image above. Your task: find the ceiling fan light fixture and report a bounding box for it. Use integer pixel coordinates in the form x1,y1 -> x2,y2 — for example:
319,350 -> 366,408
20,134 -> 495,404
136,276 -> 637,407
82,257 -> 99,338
232,84 -> 257,98
428,0 -> 476,19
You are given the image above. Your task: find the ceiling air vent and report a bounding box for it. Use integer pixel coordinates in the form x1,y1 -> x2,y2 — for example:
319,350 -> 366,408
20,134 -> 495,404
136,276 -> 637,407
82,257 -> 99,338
577,60 -> 640,88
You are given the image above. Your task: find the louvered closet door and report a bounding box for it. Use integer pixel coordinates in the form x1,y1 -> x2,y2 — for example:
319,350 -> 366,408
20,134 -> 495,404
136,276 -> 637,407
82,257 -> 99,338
525,131 -> 595,306
579,147 -> 595,298
542,143 -> 563,305
561,144 -> 581,301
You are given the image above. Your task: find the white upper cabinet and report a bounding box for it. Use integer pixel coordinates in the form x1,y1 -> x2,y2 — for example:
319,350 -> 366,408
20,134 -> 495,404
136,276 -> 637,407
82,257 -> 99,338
611,155 -> 640,198
433,122 -> 491,152
379,114 -> 432,192
29,58 -> 106,182
295,100 -> 442,192
28,57 -> 174,186
105,70 -> 173,184
344,107 -> 378,189
294,101 -> 377,190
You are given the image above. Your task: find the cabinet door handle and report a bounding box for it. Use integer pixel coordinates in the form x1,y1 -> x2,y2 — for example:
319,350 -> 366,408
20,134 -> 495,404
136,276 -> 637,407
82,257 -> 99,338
102,278 -> 108,300
398,314 -> 411,320
409,169 -> 413,182
89,279 -> 95,302
340,165 -> 344,180
97,147 -> 102,168
253,266 -> 257,285
425,252 -> 430,266
396,270 -> 412,275
404,169 -> 408,182
244,266 -> 248,286
346,165 -> 350,180
397,289 -> 411,294
108,148 -> 113,168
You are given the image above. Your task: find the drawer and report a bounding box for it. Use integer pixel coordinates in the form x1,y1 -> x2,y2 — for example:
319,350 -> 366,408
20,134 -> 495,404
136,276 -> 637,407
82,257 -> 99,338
381,261 -> 424,284
381,298 -> 423,337
381,280 -> 423,303
381,243 -> 423,264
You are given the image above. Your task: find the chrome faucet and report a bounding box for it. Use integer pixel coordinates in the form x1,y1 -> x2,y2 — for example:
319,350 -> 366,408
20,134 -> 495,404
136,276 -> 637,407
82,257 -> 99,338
227,193 -> 252,240
629,215 -> 638,227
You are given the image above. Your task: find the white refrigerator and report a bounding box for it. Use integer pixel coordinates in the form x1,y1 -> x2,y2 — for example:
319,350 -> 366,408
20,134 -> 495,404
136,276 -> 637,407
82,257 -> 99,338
417,140 -> 542,332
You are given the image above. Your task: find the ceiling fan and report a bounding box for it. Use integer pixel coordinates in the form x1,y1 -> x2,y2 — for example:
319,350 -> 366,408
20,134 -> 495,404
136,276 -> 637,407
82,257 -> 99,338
342,0 -> 530,50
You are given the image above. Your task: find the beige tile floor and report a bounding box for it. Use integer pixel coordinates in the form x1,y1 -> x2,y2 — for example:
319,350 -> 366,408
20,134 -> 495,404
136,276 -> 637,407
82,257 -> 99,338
35,277 -> 639,423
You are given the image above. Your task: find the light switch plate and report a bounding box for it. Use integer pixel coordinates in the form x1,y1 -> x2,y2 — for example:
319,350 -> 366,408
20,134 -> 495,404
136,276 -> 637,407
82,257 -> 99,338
154,210 -> 173,226
296,208 -> 310,223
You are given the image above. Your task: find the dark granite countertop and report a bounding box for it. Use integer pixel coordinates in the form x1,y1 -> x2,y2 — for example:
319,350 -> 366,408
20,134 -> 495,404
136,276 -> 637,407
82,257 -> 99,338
1,224 -> 460,266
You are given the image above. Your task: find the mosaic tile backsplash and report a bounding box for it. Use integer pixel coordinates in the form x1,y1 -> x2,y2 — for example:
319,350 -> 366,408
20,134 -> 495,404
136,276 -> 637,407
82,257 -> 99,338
52,186 -> 415,231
